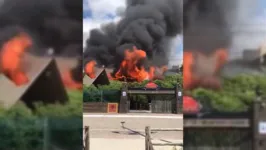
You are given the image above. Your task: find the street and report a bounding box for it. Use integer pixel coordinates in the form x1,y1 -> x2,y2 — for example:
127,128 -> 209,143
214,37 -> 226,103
83,113 -> 183,150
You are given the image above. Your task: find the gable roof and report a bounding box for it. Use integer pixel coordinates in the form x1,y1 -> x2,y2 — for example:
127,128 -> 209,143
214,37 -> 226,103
83,67 -> 110,87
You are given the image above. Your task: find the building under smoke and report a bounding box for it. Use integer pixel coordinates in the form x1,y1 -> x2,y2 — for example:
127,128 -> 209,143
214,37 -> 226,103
84,0 -> 182,82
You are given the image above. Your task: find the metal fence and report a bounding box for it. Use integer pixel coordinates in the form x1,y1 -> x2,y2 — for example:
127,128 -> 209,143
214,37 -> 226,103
145,126 -> 183,150
184,96 -> 266,150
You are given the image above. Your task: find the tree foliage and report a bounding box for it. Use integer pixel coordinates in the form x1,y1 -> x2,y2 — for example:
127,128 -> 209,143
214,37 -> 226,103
191,74 -> 266,112
83,74 -> 182,102
187,74 -> 266,148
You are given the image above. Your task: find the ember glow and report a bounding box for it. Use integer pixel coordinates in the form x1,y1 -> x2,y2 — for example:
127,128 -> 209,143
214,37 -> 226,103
0,33 -> 32,86
183,49 -> 228,90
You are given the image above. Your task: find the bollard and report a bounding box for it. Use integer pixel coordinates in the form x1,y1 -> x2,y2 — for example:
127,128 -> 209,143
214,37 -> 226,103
145,126 -> 150,150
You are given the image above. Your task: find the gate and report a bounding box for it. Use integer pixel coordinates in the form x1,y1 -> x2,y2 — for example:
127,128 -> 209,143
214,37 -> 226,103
151,99 -> 172,113
120,83 -> 183,114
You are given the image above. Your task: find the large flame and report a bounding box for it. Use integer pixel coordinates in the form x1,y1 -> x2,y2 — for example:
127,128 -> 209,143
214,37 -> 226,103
85,60 -> 96,79
0,33 -> 32,86
113,46 -> 148,82
62,70 -> 82,90
183,49 -> 228,90
84,46 -> 168,82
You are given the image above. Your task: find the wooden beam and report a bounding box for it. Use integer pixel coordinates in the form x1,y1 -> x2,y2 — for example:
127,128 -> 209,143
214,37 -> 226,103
184,118 -> 250,128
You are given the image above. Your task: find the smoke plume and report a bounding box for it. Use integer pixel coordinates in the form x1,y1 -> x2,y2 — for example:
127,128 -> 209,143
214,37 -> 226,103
183,0 -> 258,53
0,0 -> 83,83
84,0 -> 182,75
183,0 -> 233,53
183,0 -> 260,90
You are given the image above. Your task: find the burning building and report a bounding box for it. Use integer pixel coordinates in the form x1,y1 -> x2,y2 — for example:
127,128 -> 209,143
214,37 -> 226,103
0,0 -> 83,89
182,0 -> 257,90
83,0 -> 182,82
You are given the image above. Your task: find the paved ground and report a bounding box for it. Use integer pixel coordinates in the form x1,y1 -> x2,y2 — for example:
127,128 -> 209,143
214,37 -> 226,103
83,113 -> 183,150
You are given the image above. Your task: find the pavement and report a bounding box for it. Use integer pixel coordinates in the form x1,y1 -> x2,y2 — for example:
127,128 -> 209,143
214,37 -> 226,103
83,113 -> 183,150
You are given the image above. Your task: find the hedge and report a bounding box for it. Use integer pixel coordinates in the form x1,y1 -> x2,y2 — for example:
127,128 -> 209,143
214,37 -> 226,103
186,74 -> 266,149
83,74 -> 182,102
0,90 -> 83,150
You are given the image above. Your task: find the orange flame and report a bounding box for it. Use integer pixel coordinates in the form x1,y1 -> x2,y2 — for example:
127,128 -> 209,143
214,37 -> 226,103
85,60 -> 96,78
0,33 -> 32,86
62,70 -> 82,90
112,46 -> 149,82
183,49 -> 228,90
108,46 -> 168,82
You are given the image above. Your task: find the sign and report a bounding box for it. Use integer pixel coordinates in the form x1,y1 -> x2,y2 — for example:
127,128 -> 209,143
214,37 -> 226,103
177,91 -> 182,97
107,103 -> 118,113
259,121 -> 266,134
122,91 -> 127,96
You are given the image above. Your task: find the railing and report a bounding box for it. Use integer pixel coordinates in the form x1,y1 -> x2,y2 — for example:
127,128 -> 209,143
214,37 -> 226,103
83,126 -> 90,150
145,126 -> 183,150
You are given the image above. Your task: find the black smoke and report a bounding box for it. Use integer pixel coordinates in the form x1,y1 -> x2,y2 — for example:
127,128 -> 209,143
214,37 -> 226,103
0,0 -> 83,82
84,0 -> 182,75
183,0 -> 233,53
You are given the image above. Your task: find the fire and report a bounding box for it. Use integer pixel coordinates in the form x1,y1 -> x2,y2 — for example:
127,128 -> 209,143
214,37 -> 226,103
112,46 -> 148,82
84,60 -> 97,78
62,70 -> 82,90
183,49 -> 228,90
0,33 -> 32,86
84,46 -> 168,82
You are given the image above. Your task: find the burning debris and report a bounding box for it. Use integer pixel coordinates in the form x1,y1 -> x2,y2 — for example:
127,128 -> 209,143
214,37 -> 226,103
0,0 -> 82,89
84,0 -> 182,82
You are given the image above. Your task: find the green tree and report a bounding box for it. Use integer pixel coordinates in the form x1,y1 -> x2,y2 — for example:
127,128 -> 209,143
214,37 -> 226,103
191,74 -> 266,112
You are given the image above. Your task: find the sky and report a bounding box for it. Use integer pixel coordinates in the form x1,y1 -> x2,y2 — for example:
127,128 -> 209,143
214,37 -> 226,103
228,0 -> 266,59
83,0 -> 183,66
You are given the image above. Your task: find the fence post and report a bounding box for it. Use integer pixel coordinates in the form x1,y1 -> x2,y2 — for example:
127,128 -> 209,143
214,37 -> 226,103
252,94 -> 266,150
145,126 -> 150,150
85,126 -> 90,150
175,84 -> 182,114
43,118 -> 49,150
119,82 -> 128,113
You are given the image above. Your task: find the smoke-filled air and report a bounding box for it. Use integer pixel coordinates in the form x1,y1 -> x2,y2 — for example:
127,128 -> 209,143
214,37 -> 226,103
0,0 -> 82,89
84,0 -> 182,82
183,0 -> 260,90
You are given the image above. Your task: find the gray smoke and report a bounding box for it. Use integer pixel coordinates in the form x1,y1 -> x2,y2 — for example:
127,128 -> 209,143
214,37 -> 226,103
183,0 -> 232,53
183,0 -> 263,76
183,0 -> 259,53
84,0 -> 182,75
